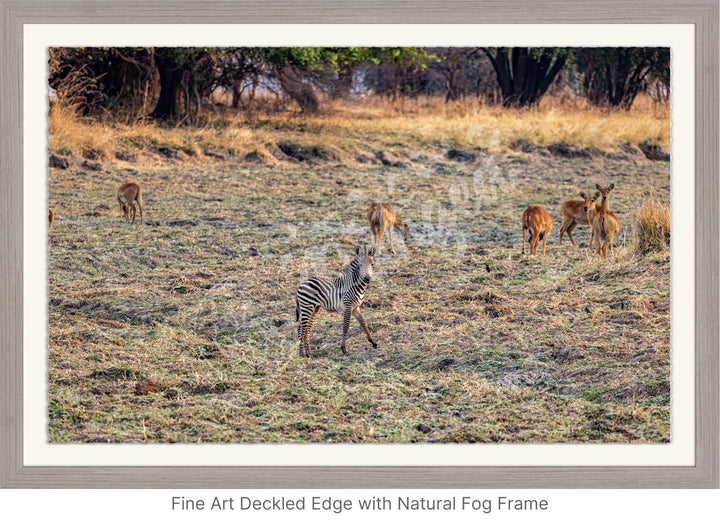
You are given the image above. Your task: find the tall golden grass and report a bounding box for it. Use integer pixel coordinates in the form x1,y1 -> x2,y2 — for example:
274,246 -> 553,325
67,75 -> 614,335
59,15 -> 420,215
631,198 -> 671,254
49,93 -> 670,166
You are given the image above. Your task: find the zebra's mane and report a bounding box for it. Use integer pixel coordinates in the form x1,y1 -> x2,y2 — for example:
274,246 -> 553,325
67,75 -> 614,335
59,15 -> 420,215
335,255 -> 361,283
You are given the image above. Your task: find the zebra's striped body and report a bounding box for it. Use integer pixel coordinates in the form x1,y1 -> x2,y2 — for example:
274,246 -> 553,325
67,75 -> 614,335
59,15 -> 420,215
295,245 -> 378,357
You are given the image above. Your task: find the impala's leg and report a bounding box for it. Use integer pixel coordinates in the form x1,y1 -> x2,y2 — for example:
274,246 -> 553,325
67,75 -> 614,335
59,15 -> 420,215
522,226 -> 527,255
340,306 -> 352,354
542,228 -> 550,256
559,218 -> 570,244
136,196 -> 143,225
353,308 -> 377,348
529,231 -> 534,255
566,221 -> 577,247
388,225 -> 395,255
377,223 -> 387,256
130,203 -> 136,225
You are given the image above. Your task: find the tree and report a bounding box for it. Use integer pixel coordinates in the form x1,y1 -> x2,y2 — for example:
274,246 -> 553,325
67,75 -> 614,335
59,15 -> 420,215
149,48 -> 196,120
482,47 -> 568,107
361,48 -> 436,101
429,47 -> 486,102
579,48 -> 670,110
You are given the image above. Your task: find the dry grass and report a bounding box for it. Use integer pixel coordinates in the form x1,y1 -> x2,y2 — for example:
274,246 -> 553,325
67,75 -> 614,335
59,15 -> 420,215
631,199 -> 671,255
49,94 -> 670,170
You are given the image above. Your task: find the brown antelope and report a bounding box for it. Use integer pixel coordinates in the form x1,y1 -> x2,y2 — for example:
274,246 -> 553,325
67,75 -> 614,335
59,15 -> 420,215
580,191 -> 601,250
559,192 -> 598,246
367,202 -> 408,255
117,182 -> 144,225
591,183 -> 620,258
522,205 -> 553,256
48,209 -> 55,245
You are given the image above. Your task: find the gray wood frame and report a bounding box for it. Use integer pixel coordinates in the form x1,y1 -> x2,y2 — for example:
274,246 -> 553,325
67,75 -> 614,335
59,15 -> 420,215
1,0 -> 717,489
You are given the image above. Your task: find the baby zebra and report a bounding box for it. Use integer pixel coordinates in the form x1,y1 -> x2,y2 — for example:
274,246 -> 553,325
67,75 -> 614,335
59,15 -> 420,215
295,245 -> 378,358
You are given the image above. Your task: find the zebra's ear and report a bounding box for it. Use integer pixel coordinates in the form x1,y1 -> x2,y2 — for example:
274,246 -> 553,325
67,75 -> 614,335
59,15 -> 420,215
354,245 -> 361,255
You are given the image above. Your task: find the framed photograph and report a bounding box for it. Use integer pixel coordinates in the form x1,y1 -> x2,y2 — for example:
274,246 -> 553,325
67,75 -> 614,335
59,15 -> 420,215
1,0 -> 717,489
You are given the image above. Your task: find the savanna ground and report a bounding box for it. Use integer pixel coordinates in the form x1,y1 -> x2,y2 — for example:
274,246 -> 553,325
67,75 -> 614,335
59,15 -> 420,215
48,96 -> 670,443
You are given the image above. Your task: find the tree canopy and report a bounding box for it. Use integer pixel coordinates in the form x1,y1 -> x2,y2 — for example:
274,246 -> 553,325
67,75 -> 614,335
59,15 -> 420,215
48,46 -> 670,122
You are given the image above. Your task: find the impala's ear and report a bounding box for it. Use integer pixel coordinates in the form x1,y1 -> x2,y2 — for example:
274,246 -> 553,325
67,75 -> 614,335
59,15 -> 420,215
593,192 -> 601,201
368,246 -> 377,257
596,183 -> 602,191
579,192 -> 586,199
355,246 -> 361,255
608,183 -> 615,190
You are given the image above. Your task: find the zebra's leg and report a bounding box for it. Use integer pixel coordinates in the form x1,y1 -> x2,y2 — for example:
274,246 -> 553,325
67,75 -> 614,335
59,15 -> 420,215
301,306 -> 320,358
298,306 -> 319,357
353,308 -> 377,348
340,306 -> 352,354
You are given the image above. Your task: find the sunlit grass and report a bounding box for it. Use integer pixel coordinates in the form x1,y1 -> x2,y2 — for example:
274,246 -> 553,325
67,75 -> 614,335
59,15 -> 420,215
49,94 -> 670,167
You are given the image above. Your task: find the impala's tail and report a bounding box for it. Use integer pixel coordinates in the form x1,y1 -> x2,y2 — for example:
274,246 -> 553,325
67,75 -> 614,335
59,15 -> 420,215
371,203 -> 382,228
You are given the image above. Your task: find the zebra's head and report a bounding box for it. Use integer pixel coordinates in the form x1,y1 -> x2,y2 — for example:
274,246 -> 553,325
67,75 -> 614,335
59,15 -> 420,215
354,245 -> 377,280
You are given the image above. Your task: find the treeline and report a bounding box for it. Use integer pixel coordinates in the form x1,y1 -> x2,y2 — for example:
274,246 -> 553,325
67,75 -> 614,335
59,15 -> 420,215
49,47 -> 669,123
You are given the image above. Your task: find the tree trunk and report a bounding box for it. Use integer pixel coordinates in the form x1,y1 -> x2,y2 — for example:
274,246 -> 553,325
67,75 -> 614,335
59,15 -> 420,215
150,53 -> 184,119
275,65 -> 319,114
483,47 -> 566,107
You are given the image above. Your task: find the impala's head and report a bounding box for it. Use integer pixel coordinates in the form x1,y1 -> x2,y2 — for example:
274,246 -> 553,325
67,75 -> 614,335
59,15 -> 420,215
580,191 -> 600,214
595,183 -> 615,205
354,245 -> 377,279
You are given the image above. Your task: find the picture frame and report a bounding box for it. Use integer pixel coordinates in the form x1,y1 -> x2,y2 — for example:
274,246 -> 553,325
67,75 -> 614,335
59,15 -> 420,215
1,0 -> 717,489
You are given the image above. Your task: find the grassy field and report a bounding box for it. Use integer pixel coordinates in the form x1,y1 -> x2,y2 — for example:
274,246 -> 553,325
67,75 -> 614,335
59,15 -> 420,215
48,98 -> 671,443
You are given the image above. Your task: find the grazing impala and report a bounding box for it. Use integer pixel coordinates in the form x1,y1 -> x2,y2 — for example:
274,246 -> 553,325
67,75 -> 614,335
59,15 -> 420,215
117,182 -> 144,225
522,205 -> 553,256
367,202 -> 408,255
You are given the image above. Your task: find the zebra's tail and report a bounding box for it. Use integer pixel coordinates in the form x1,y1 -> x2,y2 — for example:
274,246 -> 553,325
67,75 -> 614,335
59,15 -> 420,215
295,295 -> 300,322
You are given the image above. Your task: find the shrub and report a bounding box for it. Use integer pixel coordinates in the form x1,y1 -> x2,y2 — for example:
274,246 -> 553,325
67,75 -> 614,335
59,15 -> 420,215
632,198 -> 670,254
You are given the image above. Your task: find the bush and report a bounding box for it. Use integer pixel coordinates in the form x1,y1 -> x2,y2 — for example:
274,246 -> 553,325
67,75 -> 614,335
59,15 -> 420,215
632,199 -> 670,254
